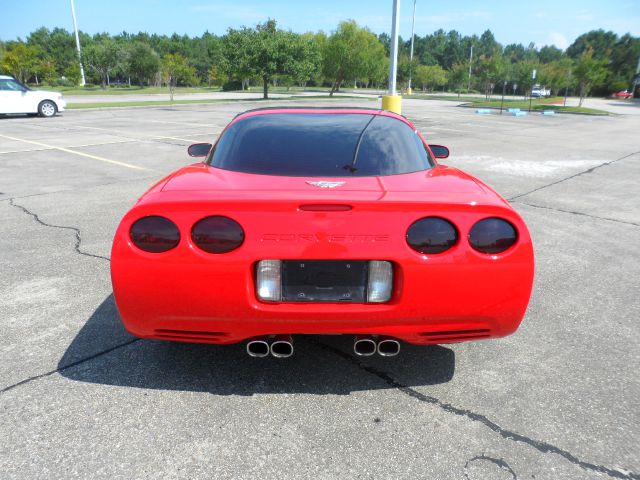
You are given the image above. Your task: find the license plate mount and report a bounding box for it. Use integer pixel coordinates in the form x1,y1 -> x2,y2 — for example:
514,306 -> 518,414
281,260 -> 367,302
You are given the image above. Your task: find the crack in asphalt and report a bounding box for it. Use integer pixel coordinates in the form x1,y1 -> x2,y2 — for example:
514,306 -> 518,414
8,198 -> 111,262
464,454 -> 517,480
508,150 -> 640,201
0,339 -> 140,395
513,201 -> 640,227
316,341 -> 639,480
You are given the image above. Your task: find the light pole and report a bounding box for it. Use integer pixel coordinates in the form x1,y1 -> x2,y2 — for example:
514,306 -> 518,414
70,0 -> 86,86
467,44 -> 473,94
407,0 -> 416,95
382,0 -> 402,114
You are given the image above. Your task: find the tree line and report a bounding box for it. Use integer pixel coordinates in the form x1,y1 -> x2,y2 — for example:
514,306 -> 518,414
1,20 -> 638,104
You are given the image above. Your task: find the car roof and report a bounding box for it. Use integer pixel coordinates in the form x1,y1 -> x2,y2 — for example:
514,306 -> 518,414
0,75 -> 15,79
231,107 -> 413,129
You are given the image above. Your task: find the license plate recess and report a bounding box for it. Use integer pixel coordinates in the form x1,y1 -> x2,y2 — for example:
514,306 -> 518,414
281,260 -> 367,302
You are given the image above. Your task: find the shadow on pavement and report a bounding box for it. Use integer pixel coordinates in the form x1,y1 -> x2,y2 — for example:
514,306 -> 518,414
58,294 -> 455,395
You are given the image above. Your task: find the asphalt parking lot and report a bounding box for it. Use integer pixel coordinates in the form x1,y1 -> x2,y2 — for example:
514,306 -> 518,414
1,98 -> 639,479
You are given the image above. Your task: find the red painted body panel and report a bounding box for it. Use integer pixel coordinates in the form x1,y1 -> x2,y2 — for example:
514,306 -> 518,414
111,109 -> 534,345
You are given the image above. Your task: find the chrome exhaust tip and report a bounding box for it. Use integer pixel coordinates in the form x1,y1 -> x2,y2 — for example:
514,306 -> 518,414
377,338 -> 400,357
270,335 -> 294,358
246,339 -> 270,358
354,336 -> 377,356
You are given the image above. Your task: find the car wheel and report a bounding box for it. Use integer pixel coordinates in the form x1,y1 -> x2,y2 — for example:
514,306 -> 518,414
38,100 -> 57,118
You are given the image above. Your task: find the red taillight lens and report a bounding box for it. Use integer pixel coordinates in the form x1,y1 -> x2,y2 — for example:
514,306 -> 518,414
468,218 -> 517,254
406,217 -> 458,254
191,216 -> 244,253
130,216 -> 180,253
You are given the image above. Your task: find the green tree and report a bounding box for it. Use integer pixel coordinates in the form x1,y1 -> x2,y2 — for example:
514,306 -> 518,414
539,58 -> 573,95
1,43 -> 39,82
83,39 -> 121,88
64,62 -> 82,86
476,54 -> 508,98
287,32 -> 321,87
34,58 -> 57,84
447,62 -> 468,97
567,30 -> 617,60
223,20 -> 310,99
323,20 -> 386,95
573,48 -> 609,106
27,27 -> 77,76
127,42 -> 160,86
161,53 -> 197,99
413,64 -> 447,91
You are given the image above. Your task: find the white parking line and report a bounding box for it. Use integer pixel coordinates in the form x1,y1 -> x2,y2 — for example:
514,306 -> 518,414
150,119 -> 223,128
0,139 -> 137,155
0,134 -> 153,171
54,123 -> 218,143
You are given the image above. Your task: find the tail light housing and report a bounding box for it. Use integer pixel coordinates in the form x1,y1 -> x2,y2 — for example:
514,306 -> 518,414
130,216 -> 180,253
469,218 -> 517,254
191,216 -> 244,253
406,217 -> 458,254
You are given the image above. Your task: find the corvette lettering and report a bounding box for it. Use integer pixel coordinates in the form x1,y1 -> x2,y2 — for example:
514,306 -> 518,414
261,233 -> 388,243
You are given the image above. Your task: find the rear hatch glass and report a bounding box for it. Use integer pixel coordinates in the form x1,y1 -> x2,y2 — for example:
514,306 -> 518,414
210,113 -> 434,177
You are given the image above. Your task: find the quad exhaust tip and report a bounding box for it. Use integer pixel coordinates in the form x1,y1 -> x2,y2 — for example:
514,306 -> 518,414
354,336 -> 377,356
246,339 -> 270,358
377,338 -> 401,357
270,335 -> 294,358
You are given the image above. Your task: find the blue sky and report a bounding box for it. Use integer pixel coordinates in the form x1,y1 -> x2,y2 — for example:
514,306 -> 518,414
2,0 -> 639,49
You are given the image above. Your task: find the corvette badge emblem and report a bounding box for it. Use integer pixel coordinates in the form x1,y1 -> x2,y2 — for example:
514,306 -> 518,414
306,181 -> 345,188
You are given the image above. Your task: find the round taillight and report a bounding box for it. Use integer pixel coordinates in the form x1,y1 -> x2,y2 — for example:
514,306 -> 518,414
130,216 -> 180,253
191,216 -> 244,253
469,218 -> 517,254
406,217 -> 458,254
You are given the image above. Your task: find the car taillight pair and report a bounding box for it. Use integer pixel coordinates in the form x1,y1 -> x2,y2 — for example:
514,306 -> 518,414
130,216 -> 244,253
406,217 -> 517,255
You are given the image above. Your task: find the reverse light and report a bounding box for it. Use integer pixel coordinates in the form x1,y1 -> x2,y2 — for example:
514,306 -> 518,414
469,217 -> 517,254
256,260 -> 282,301
406,217 -> 458,254
130,216 -> 180,253
367,261 -> 393,303
191,216 -> 244,253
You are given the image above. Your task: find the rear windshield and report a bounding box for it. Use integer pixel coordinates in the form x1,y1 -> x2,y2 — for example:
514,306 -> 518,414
209,113 -> 434,177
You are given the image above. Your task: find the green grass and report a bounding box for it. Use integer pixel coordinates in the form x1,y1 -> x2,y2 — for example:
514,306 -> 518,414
66,94 -> 370,109
37,85 -> 223,95
466,97 -> 609,115
405,93 -> 488,102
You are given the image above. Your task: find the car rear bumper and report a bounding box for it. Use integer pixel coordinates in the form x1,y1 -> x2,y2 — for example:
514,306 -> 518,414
111,206 -> 534,346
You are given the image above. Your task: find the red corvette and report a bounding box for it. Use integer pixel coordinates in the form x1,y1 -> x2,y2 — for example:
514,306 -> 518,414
111,107 -> 534,358
612,90 -> 633,99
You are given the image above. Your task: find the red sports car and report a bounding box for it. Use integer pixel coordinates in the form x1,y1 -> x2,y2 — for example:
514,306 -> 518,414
111,107 -> 534,358
612,90 -> 633,99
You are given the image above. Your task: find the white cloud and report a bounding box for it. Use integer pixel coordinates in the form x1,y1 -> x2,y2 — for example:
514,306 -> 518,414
549,32 -> 569,49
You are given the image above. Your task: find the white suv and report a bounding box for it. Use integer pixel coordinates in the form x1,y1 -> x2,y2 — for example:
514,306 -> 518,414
0,75 -> 66,117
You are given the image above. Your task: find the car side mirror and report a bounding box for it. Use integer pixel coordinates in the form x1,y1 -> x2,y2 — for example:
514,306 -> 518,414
429,144 -> 450,159
187,143 -> 212,157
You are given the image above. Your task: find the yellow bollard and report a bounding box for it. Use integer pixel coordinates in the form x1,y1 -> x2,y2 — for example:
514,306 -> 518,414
381,94 -> 402,114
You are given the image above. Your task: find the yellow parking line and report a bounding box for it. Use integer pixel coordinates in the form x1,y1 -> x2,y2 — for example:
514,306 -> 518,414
0,134 -> 153,171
